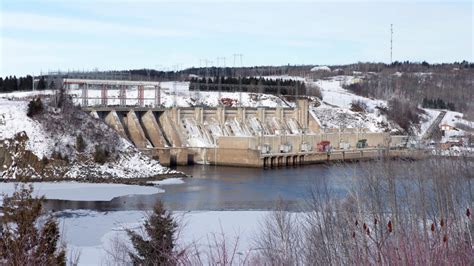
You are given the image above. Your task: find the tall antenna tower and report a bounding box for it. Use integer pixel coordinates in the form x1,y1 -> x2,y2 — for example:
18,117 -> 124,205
390,24 -> 393,64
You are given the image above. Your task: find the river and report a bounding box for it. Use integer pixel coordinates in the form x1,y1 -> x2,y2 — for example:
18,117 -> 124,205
44,163 -> 357,212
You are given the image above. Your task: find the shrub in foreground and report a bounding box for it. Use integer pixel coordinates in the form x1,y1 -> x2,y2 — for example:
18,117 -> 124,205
0,184 -> 66,265
127,200 -> 178,265
26,97 -> 43,117
93,145 -> 109,164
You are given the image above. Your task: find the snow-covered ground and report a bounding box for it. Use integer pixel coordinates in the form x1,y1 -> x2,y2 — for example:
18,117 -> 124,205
0,99 -> 54,159
0,182 -> 165,202
439,110 -> 473,145
309,76 -> 394,133
58,210 -> 270,265
313,76 -> 386,111
307,76 -> 473,138
418,108 -> 441,137
0,89 -> 56,99
441,110 -> 473,129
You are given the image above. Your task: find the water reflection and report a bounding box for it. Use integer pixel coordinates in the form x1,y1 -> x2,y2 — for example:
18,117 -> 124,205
44,164 -> 354,212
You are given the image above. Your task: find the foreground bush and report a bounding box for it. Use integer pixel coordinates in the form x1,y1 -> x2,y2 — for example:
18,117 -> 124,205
26,97 -> 43,117
105,157 -> 472,265
350,99 -> 368,112
253,158 -> 473,265
0,184 -> 66,265
93,145 -> 109,164
126,200 -> 179,265
383,98 -> 423,133
75,134 -> 86,152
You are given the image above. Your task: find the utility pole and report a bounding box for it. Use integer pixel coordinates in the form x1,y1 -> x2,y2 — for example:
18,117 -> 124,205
390,24 -> 393,64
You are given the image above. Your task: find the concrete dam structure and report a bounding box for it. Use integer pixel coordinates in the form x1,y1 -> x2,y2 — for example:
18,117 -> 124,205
84,98 -> 407,167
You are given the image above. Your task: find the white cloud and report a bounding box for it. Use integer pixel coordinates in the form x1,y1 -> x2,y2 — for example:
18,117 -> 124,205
0,1 -> 471,76
1,11 -> 192,38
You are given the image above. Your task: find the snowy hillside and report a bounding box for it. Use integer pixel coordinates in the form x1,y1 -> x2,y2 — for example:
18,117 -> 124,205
307,76 -> 396,133
417,108 -> 441,137
0,100 -> 53,159
306,76 -> 455,137
0,98 -> 175,180
441,110 -> 473,129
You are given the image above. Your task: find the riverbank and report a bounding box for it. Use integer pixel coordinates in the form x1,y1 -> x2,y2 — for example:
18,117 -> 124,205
0,171 -> 188,185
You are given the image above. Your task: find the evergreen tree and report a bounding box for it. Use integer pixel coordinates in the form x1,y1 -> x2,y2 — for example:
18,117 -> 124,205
12,76 -> 18,91
75,134 -> 86,152
0,184 -> 66,265
48,80 -> 55,90
27,97 -> 44,117
127,200 -> 178,265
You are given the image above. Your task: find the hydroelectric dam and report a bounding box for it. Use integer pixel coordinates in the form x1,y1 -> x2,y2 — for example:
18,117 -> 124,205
66,78 -> 409,168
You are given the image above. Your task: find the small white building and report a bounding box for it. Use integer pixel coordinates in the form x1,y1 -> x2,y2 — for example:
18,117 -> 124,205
440,123 -> 456,131
310,66 -> 331,72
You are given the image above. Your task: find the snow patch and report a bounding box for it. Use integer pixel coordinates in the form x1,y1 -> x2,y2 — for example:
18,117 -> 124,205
0,182 -> 164,201
148,178 -> 185,186
0,99 -> 54,158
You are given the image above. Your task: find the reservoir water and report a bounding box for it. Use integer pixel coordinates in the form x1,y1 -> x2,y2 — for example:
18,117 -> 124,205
45,164 -> 357,212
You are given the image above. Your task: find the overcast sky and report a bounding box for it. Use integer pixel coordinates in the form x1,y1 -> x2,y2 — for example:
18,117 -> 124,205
1,0 -> 472,76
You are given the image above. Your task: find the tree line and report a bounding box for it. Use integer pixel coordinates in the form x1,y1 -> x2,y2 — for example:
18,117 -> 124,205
422,98 -> 456,111
0,76 -> 48,93
190,76 -> 304,86
189,76 -> 307,96
342,70 -> 472,113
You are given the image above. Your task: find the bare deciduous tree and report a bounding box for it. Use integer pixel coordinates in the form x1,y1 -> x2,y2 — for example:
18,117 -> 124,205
253,156 -> 473,265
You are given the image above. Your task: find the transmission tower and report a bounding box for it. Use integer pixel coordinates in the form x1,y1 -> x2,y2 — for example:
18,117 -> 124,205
216,57 -> 226,68
232,53 -> 244,106
216,57 -> 227,106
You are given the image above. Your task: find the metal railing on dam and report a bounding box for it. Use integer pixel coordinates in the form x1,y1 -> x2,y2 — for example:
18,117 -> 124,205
64,78 -> 162,107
